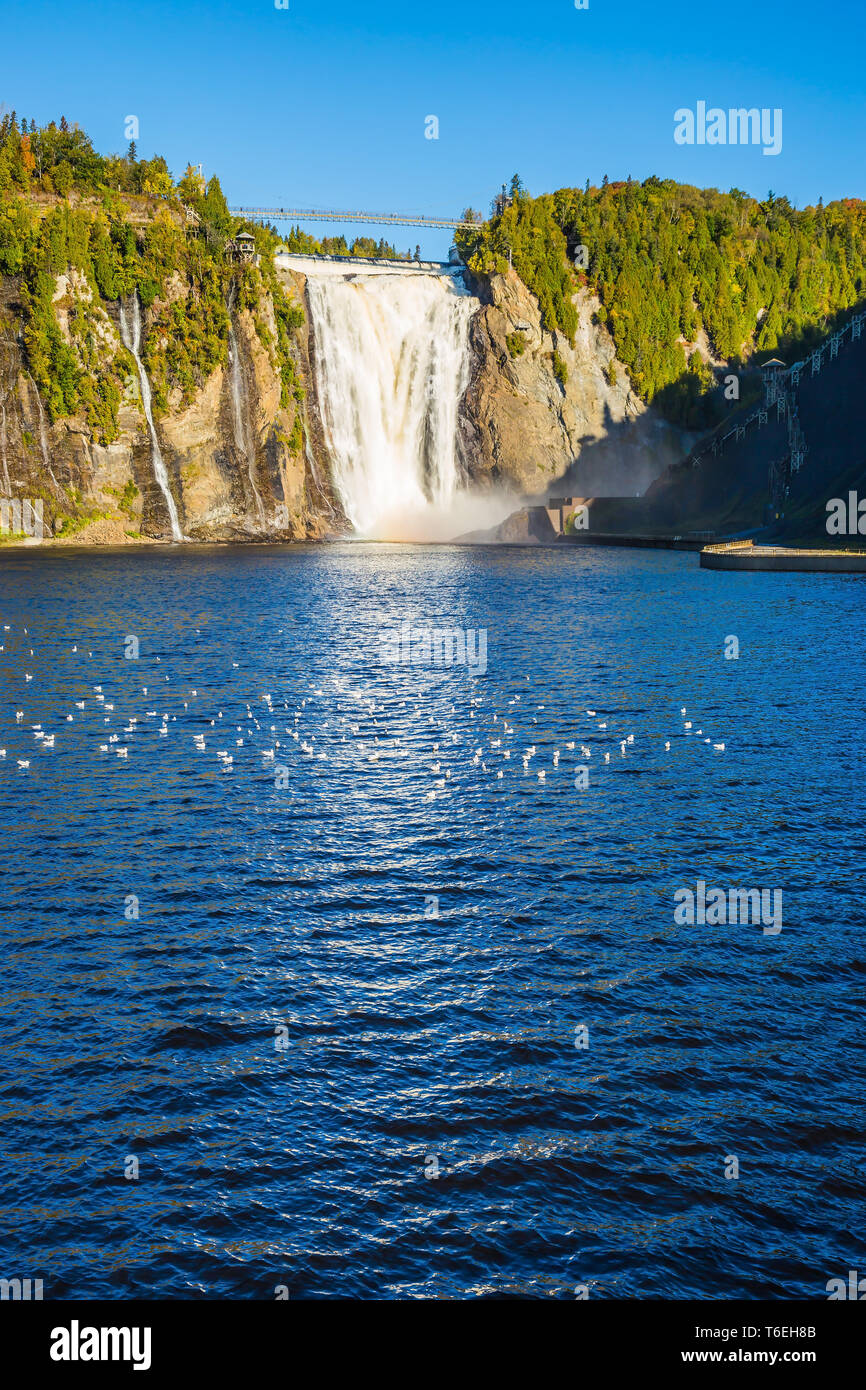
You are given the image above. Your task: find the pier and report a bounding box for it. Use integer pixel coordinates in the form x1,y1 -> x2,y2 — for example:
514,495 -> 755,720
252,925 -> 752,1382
700,541 -> 866,572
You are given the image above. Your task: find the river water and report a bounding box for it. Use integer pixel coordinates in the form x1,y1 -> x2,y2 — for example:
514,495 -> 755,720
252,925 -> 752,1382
0,542 -> 862,1298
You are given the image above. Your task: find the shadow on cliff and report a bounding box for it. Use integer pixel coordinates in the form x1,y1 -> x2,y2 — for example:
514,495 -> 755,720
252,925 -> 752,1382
548,399 -> 694,499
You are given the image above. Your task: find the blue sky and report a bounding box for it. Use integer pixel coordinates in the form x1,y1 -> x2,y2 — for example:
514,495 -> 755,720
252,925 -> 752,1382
3,0 -> 864,257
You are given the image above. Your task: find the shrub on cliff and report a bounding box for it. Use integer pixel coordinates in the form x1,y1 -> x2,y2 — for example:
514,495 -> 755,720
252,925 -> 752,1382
0,197 -> 36,274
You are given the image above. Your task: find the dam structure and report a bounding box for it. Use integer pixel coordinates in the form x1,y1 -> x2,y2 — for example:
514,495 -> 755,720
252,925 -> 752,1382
277,251 -> 459,275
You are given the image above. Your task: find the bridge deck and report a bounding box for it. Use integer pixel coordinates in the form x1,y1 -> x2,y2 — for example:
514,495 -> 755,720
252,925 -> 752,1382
231,206 -> 476,231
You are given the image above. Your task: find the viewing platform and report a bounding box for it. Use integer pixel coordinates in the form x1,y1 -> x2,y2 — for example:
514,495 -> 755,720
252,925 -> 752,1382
700,540 -> 866,572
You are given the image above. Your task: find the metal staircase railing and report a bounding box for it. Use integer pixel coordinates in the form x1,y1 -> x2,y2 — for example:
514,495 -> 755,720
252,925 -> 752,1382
684,308 -> 866,483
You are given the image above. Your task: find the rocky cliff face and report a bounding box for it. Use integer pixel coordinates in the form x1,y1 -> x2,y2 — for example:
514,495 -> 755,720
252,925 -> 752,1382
458,268 -> 692,499
0,268 -> 332,543
0,252 -> 695,546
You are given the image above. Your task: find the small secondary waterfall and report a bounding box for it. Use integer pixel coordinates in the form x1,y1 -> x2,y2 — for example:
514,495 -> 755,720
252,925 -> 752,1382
119,293 -> 183,542
226,301 -> 265,525
303,264 -> 477,539
0,403 -> 11,496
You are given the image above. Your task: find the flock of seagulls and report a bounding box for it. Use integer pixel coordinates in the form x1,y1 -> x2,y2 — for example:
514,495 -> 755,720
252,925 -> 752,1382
680,705 -> 726,753
0,622 -> 730,798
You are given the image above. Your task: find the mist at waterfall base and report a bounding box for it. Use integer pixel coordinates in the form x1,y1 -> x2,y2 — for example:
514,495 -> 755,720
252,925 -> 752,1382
1,544 -> 863,1298
291,257 -> 520,541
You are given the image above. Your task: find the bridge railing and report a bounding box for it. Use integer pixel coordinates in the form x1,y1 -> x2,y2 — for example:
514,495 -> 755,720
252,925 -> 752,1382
230,206 -> 480,231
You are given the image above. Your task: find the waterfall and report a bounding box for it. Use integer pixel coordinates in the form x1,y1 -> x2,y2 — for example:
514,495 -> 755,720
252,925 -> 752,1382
0,403 -> 10,496
119,293 -> 183,542
301,262 -> 479,539
227,306 -> 266,525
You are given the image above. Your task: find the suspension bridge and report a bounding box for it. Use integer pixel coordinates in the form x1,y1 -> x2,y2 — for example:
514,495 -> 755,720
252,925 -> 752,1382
228,206 -> 480,231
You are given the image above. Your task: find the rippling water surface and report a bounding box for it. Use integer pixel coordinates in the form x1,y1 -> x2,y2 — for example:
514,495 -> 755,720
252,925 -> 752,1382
0,543 -> 863,1299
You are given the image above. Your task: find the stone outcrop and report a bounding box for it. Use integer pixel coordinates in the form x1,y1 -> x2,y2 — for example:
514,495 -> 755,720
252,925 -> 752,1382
457,505 -> 560,545
458,268 -> 692,499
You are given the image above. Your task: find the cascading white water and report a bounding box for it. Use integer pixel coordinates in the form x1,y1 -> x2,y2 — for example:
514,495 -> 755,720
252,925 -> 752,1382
119,293 -> 183,542
0,403 -> 11,496
226,294 -> 266,526
301,262 -> 488,539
